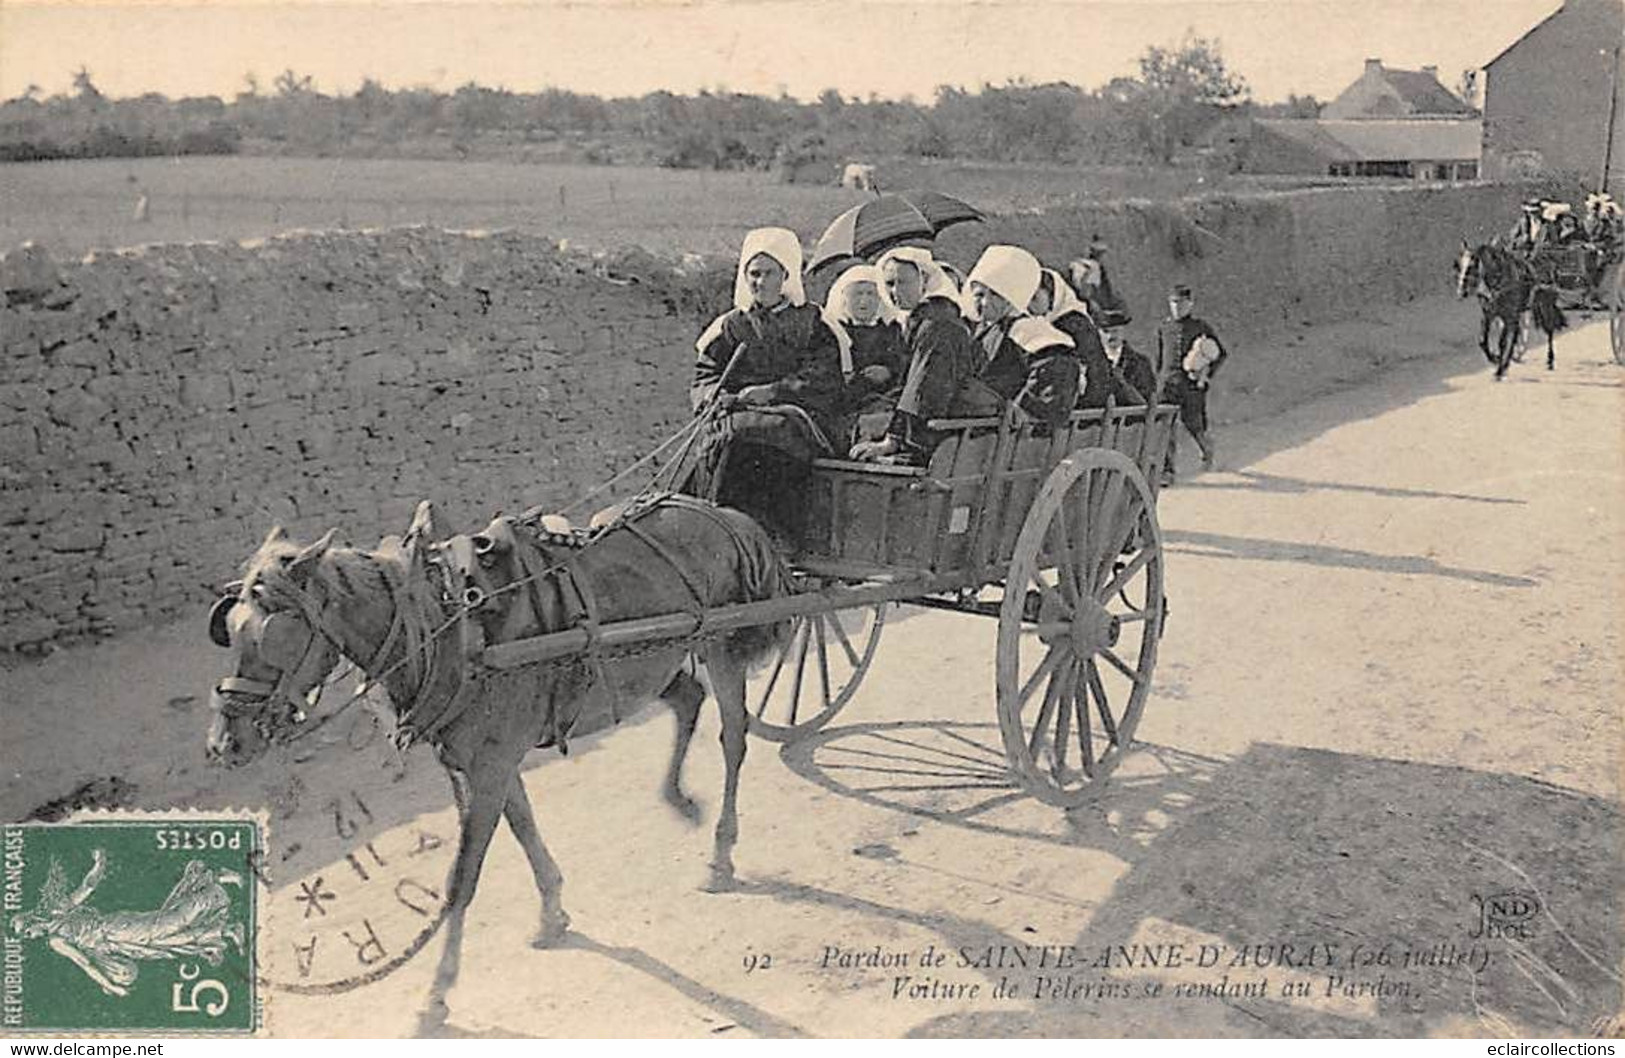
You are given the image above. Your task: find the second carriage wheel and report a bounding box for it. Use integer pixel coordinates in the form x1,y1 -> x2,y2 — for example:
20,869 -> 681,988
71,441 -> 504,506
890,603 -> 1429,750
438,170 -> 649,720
747,579 -> 886,742
995,449 -> 1166,808
1611,262 -> 1624,366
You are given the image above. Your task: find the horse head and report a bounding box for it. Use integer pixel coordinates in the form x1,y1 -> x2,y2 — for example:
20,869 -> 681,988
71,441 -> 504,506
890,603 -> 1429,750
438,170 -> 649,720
1455,240 -> 1479,299
205,503 -> 443,767
1457,240 -> 1518,299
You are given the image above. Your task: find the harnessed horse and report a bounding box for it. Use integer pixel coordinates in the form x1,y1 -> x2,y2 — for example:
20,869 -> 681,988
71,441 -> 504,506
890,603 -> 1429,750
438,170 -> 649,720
204,495 -> 791,1031
1455,239 -> 1567,380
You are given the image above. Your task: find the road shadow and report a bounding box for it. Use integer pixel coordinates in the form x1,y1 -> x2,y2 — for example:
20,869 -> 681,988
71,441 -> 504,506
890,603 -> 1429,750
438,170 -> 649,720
781,720 -> 1228,862
1176,470 -> 1524,507
779,729 -> 1621,1037
1183,313 -> 1617,480
554,931 -> 812,1038
1163,529 -> 1539,588
100,685 -> 675,888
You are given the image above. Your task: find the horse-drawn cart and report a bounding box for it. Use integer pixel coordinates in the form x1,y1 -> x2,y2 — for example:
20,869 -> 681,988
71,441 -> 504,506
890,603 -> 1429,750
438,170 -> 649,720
205,397 -> 1181,1016
476,401 -> 1179,808
1525,241 -> 1625,365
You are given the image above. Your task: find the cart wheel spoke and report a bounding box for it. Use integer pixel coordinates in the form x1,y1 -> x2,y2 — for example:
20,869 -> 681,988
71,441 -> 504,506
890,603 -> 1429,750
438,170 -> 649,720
1099,647 -> 1143,686
749,586 -> 885,743
1051,660 -> 1075,782
753,620 -> 798,719
1051,501 -> 1082,610
1084,660 -> 1121,746
1027,662 -> 1067,758
1019,645 -> 1068,707
1093,493 -> 1144,591
1098,547 -> 1153,604
827,611 -> 862,669
1075,675 -> 1095,776
1089,468 -> 1126,560
786,619 -> 812,727
814,615 -> 832,713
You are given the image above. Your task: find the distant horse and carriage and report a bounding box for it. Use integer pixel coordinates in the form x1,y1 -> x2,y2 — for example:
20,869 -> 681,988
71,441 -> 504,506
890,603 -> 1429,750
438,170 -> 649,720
1456,196 -> 1625,378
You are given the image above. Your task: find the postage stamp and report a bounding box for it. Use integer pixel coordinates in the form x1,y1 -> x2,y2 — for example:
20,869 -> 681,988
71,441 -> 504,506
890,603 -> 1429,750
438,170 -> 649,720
1,815 -> 261,1035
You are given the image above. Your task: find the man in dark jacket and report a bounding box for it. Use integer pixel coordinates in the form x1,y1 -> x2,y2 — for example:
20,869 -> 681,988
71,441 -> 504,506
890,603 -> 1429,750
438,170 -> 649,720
1082,309 -> 1158,409
1157,284 -> 1226,483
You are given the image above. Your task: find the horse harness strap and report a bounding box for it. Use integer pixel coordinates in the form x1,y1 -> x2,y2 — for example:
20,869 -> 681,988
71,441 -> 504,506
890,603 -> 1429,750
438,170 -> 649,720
385,542 -> 491,748
383,557 -> 466,749
620,519 -> 709,630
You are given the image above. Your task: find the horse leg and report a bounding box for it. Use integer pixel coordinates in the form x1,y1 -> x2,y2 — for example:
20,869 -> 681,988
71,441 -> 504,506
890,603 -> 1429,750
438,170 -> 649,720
659,667 -> 706,825
419,760 -> 510,1034
1495,316 -> 1518,380
1479,307 -> 1493,360
700,644 -> 748,893
501,775 -> 571,947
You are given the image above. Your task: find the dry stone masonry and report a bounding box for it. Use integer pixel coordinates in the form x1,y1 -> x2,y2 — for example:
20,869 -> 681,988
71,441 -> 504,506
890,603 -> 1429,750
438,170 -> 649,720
0,228 -> 729,650
0,183 -> 1533,650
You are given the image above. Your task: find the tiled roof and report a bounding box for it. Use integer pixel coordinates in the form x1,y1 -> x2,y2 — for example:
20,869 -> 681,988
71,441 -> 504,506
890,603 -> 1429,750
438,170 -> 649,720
1381,69 -> 1478,116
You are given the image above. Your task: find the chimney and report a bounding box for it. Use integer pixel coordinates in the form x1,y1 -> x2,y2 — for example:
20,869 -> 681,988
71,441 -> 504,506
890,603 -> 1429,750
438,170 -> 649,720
1422,65 -> 1439,80
1365,58 -> 1383,74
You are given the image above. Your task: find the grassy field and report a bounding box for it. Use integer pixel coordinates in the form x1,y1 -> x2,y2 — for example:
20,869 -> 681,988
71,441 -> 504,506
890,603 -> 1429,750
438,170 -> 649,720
0,155 -> 1336,260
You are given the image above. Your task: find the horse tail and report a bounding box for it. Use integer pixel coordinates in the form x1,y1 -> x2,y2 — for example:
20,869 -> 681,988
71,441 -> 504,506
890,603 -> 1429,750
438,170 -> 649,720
1531,287 -> 1567,335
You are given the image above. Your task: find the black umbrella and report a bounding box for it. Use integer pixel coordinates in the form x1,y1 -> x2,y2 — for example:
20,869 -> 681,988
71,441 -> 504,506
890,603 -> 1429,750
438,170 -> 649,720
892,189 -> 986,234
805,196 -> 937,273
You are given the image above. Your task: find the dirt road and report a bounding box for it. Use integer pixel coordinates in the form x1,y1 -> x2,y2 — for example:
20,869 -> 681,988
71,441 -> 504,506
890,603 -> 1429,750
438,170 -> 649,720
3,312 -> 1620,1038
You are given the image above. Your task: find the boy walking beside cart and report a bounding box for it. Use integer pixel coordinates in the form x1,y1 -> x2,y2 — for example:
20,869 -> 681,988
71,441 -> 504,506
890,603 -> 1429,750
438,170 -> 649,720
1156,283 -> 1226,484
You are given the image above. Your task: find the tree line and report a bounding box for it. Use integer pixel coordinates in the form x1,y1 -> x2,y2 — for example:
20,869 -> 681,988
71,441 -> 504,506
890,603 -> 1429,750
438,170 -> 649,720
0,35 -> 1324,168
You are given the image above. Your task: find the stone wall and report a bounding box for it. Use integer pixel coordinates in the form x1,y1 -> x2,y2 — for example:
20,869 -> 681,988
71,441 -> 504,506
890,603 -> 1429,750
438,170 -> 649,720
0,230 -> 729,649
0,183 -> 1529,650
935,182 -> 1530,351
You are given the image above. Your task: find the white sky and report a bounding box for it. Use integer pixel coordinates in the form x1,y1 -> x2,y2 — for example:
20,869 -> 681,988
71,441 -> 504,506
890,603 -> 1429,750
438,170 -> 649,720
0,0 -> 1562,104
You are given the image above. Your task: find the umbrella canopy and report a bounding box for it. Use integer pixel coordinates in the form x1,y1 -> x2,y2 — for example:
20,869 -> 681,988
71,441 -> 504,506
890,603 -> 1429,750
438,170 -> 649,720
893,189 -> 985,234
806,196 -> 936,273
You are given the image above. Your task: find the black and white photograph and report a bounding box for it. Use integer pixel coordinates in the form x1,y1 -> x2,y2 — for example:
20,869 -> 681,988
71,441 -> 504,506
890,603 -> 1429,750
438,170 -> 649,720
0,0 -> 1621,1040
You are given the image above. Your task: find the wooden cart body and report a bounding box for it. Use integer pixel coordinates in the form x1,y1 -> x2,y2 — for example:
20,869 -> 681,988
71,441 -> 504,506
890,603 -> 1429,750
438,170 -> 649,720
481,400 -> 1182,806
800,403 -> 1175,583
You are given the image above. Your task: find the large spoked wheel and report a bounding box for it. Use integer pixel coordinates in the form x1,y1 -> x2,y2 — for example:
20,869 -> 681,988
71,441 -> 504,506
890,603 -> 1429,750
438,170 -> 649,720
748,580 -> 886,742
1610,262 -> 1624,366
995,449 -> 1166,807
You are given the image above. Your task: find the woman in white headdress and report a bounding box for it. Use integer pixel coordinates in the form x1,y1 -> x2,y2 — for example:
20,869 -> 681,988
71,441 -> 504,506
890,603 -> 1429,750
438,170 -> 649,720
680,227 -> 843,546
824,264 -> 908,442
1029,268 -> 1103,356
848,246 -> 991,464
964,245 -> 1080,425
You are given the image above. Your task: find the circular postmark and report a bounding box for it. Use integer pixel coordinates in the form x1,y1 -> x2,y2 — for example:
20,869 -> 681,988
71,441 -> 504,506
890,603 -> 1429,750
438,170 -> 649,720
233,705 -> 459,995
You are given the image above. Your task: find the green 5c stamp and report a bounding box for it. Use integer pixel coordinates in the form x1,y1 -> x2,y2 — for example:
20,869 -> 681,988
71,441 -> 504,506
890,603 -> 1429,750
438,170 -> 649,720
2,816 -> 260,1034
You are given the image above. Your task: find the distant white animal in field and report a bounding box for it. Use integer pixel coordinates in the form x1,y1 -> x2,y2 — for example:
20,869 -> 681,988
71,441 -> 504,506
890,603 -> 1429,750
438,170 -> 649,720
839,163 -> 878,192
133,194 -> 150,223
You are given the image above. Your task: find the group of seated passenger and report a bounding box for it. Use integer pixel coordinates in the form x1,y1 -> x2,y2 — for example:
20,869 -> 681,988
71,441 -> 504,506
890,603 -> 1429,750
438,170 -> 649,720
672,227 -> 1166,548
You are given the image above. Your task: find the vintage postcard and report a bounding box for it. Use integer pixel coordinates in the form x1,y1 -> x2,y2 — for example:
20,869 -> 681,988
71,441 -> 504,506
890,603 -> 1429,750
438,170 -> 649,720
0,0 -> 1620,1040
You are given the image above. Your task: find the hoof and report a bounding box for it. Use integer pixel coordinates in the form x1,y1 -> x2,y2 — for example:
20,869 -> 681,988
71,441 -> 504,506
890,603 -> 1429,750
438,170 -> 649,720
663,787 -> 703,825
702,867 -> 738,894
532,912 -> 572,949
415,999 -> 451,1038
